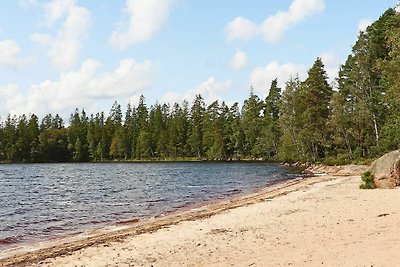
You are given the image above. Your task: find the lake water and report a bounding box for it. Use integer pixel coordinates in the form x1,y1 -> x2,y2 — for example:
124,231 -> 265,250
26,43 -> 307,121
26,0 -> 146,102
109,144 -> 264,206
0,162 -> 302,250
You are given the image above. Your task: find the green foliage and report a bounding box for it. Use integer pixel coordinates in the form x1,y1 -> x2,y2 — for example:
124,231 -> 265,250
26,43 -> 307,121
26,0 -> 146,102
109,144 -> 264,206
189,94 -> 205,158
257,79 -> 281,158
297,58 -> 333,161
330,8 -> 400,160
242,87 -> 263,156
360,171 -> 376,189
278,76 -> 303,161
322,154 -> 351,166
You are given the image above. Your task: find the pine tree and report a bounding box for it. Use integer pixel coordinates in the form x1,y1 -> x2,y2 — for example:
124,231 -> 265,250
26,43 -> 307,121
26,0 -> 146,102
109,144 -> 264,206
297,58 -> 332,160
110,128 -> 125,160
220,101 -> 234,159
279,76 -> 303,161
68,109 -> 89,162
203,101 -> 225,160
189,94 -> 205,158
28,114 -> 40,162
135,95 -> 151,159
123,103 -> 133,159
376,10 -> 400,152
256,79 -> 281,158
4,115 -> 18,161
229,102 -> 245,158
149,103 -> 165,157
241,87 -> 263,157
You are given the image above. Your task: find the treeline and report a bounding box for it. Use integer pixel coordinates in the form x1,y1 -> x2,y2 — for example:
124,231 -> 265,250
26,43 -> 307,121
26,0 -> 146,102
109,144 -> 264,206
0,8 -> 399,164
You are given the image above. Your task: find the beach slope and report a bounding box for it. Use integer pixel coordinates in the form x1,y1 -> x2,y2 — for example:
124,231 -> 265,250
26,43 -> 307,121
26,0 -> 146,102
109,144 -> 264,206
2,166 -> 400,266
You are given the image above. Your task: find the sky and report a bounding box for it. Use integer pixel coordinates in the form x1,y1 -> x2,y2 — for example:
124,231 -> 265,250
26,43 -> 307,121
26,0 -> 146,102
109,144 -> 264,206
0,0 -> 398,119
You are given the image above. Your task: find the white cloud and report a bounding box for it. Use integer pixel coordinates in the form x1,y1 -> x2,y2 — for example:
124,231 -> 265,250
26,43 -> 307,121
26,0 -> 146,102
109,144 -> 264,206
0,58 -> 153,118
225,0 -> 325,43
319,52 -> 343,85
127,94 -> 143,107
0,84 -> 25,118
249,61 -> 306,95
110,0 -> 176,50
249,55 -> 342,95
161,77 -> 233,105
0,39 -> 35,68
357,18 -> 372,33
18,0 -> 38,8
31,33 -> 52,45
31,0 -> 91,69
0,40 -> 22,67
43,0 -> 76,26
225,17 -> 259,42
230,50 -> 248,71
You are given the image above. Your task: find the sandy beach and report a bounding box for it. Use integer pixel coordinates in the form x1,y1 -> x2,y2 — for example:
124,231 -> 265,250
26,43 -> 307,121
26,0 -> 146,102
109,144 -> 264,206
2,165 -> 400,267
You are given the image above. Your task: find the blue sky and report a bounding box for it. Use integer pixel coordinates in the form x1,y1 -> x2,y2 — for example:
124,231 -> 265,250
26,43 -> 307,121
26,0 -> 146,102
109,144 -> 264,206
0,0 -> 398,119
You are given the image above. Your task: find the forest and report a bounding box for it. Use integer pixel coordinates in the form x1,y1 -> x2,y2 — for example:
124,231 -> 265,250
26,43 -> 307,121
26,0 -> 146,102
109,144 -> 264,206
0,8 -> 399,164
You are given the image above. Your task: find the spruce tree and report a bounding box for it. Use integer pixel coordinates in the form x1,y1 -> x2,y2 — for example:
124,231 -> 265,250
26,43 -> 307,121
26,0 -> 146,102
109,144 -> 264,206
241,87 -> 263,157
298,58 -> 332,160
189,94 -> 205,158
257,79 -> 281,158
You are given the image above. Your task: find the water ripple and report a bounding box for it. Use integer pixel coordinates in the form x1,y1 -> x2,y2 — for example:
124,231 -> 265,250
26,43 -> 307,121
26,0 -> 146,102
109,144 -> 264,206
0,162 -> 302,249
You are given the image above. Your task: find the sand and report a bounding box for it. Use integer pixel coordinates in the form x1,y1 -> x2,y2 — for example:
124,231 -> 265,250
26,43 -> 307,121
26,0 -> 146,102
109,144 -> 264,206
2,165 -> 400,267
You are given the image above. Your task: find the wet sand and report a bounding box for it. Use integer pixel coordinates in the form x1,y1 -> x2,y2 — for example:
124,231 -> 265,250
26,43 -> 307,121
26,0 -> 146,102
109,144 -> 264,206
3,165 -> 400,267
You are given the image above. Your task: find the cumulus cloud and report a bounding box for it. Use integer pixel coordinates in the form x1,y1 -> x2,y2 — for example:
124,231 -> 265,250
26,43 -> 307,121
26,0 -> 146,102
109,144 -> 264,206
0,58 -> 153,118
230,50 -> 248,71
225,0 -> 325,43
0,40 -> 23,67
249,55 -> 343,95
319,52 -> 343,85
161,77 -> 233,105
357,18 -> 372,33
110,0 -> 176,50
31,0 -> 91,69
249,61 -> 306,95
0,39 -> 35,68
0,84 -> 25,118
225,17 -> 259,42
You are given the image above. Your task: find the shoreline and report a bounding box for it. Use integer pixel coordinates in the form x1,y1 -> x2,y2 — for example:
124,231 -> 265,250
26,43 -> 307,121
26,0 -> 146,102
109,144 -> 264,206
0,170 -> 326,267
0,162 -> 306,260
0,165 -> 370,267
0,166 -> 303,258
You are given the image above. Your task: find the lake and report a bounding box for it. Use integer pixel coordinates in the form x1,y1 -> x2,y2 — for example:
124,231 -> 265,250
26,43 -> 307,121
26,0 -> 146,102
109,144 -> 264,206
0,162 -> 302,250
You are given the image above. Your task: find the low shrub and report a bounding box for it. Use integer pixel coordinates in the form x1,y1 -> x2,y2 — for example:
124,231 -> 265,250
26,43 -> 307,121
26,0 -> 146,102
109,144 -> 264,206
322,155 -> 350,166
360,171 -> 376,189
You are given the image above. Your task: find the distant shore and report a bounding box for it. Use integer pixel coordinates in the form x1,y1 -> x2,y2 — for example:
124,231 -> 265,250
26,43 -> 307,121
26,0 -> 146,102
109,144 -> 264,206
0,157 -> 282,164
7,165 -> 400,267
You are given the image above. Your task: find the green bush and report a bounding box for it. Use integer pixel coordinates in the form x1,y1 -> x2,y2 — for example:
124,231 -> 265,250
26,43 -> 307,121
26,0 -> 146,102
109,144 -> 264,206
322,154 -> 350,166
351,158 -> 375,166
360,171 -> 376,189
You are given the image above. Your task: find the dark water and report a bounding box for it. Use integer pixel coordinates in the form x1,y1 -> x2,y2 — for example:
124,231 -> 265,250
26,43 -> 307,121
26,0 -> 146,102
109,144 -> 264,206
0,162 -> 302,250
